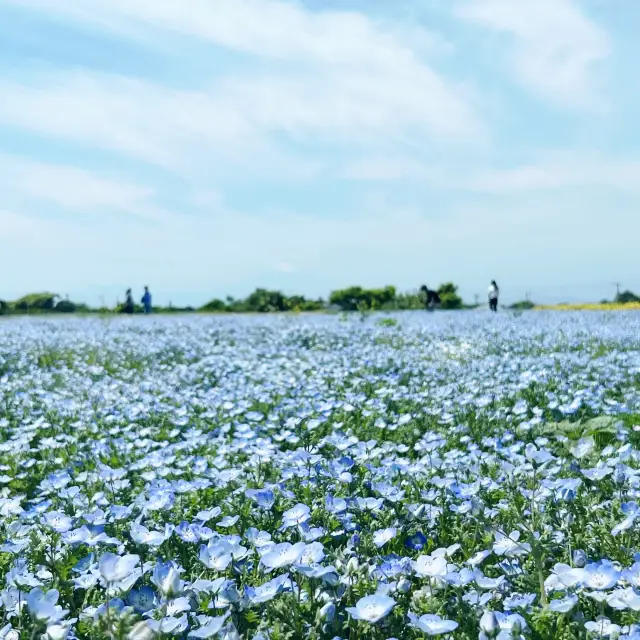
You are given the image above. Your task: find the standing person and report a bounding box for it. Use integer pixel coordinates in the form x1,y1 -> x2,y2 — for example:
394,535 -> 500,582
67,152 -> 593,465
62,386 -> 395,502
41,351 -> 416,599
124,288 -> 134,315
141,286 -> 152,314
420,285 -> 441,312
488,280 -> 499,312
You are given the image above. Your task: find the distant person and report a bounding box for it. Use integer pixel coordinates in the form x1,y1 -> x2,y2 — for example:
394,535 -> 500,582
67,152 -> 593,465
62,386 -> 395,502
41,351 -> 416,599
420,285 -> 441,311
488,280 -> 499,312
141,286 -> 152,314
124,288 -> 134,315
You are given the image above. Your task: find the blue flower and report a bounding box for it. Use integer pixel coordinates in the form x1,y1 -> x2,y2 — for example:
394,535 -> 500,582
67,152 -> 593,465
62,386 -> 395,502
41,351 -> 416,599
346,594 -> 395,623
405,532 -> 427,551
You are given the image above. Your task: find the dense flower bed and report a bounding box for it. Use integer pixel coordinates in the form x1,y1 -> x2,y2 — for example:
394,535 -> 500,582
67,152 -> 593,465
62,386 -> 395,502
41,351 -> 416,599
1,312 -> 640,639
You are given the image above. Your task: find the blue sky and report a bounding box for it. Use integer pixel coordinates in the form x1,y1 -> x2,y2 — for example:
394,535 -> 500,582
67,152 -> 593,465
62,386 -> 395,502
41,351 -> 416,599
1,0 -> 639,306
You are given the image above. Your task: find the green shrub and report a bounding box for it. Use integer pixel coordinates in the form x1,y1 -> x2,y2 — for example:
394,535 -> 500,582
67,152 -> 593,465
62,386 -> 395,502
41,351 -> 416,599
437,283 -> 463,309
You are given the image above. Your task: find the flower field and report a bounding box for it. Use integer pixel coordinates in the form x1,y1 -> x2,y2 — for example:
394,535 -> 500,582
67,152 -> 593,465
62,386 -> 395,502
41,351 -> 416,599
2,312 -> 640,640
535,304 -> 640,312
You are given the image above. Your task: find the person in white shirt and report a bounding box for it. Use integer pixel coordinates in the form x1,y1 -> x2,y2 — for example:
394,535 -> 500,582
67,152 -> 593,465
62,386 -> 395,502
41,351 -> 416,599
488,280 -> 499,312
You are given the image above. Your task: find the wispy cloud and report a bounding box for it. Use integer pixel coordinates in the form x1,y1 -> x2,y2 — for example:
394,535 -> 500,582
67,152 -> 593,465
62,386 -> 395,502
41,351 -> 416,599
466,152 -> 640,193
0,0 -> 482,179
455,0 -> 610,110
0,153 -> 168,221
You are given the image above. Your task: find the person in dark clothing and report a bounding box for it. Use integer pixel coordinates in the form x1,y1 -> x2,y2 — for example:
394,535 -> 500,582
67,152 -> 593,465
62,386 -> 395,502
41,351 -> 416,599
488,280 -> 499,312
420,285 -> 441,311
124,289 -> 134,315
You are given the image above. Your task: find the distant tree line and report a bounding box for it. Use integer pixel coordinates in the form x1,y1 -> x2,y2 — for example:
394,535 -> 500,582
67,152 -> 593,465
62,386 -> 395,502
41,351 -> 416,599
5,284 -> 635,316
0,284 -> 469,315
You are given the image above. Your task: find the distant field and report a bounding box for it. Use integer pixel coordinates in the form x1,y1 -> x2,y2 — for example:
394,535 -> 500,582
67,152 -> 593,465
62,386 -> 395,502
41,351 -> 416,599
535,302 -> 640,311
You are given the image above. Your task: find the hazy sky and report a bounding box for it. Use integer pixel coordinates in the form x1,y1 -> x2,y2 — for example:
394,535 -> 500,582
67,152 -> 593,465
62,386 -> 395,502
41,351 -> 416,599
1,0 -> 639,306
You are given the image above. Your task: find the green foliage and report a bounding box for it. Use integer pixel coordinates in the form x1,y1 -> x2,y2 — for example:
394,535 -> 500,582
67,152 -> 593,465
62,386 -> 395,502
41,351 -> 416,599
200,289 -> 324,314
509,300 -> 535,310
55,300 -> 78,313
376,317 -> 399,328
329,286 -> 396,311
200,299 -> 229,312
436,282 -> 463,309
616,289 -> 640,304
2,282 -> 468,316
12,292 -> 58,312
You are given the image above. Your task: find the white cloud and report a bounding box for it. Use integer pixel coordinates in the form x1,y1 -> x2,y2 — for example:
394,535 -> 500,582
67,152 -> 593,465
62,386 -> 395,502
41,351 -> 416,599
342,157 -> 441,182
455,0 -> 610,110
0,0 -> 481,175
0,154 -> 169,221
8,0 -> 449,69
466,152 -> 640,193
0,67 -> 478,175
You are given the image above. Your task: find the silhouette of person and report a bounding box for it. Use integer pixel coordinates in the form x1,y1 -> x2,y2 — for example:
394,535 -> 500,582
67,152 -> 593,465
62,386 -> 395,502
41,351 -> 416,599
488,280 -> 499,312
124,288 -> 134,315
141,286 -> 152,314
420,285 -> 441,311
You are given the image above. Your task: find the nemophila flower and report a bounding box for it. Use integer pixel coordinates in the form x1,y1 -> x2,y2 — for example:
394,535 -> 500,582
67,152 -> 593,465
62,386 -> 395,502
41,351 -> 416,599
260,542 -> 305,571
146,615 -> 189,635
245,528 -> 272,548
548,593 -> 578,613
318,601 -> 336,622
408,613 -> 458,636
0,625 -> 18,640
493,530 -> 531,557
44,621 -> 75,640
98,553 -> 140,584
245,574 -> 291,604
245,489 -> 275,510
581,461 -> 613,481
26,589 -> 69,625
583,561 -> 621,591
299,541 -> 325,565
346,594 -> 396,623
444,568 -> 474,587
412,555 -> 447,578
356,497 -> 384,512
473,570 -> 506,590
405,532 -> 427,551
570,436 -> 595,459
195,507 -> 222,523
281,504 -> 311,528
467,550 -> 491,567
573,550 -> 588,568
72,573 -> 99,590
151,561 -> 185,598
373,481 -> 405,503
131,522 -> 174,547
555,478 -> 581,502
176,522 -> 204,543
164,597 -> 192,617
325,495 -> 348,515
128,586 -> 156,613
373,527 -> 397,548
42,511 -> 73,533
503,593 -> 536,610
585,617 -> 622,638
607,587 -> 640,611
187,613 -> 230,638
212,581 -> 242,608
217,515 -> 239,528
